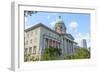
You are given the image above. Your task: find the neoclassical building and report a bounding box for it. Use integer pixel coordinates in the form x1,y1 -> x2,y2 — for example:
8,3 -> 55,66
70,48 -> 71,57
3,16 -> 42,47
24,17 -> 77,61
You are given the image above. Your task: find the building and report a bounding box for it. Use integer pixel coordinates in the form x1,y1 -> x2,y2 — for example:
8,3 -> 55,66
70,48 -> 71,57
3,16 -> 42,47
81,39 -> 87,48
24,16 -> 77,61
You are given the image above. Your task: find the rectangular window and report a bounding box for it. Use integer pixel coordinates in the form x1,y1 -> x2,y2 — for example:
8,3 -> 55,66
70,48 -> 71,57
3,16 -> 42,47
45,38 -> 48,48
29,47 -> 32,54
24,48 -> 28,54
35,30 -> 37,35
31,32 -> 33,36
34,37 -> 37,42
26,41 -> 28,45
30,39 -> 32,43
33,46 -> 36,54
27,33 -> 29,38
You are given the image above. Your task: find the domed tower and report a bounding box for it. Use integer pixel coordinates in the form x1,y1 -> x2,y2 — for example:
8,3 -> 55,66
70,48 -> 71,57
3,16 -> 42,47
55,16 -> 66,34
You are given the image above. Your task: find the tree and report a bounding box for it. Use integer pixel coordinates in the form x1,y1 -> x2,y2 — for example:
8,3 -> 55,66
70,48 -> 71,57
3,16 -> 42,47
24,11 -> 37,17
41,47 -> 62,60
64,48 -> 90,59
24,53 -> 31,62
74,48 -> 90,59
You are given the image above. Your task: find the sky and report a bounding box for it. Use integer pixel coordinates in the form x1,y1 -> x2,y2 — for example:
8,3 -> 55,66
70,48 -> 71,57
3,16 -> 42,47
25,11 -> 90,48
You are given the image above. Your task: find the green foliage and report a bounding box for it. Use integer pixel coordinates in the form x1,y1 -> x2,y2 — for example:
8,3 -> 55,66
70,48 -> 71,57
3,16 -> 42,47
31,56 -> 39,61
24,53 -> 39,62
42,47 -> 62,60
64,48 -> 90,59
24,11 -> 37,17
24,53 -> 30,62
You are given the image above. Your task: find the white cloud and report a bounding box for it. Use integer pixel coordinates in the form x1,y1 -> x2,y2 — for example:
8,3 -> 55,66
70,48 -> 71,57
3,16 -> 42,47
51,21 -> 55,26
47,16 -> 50,19
25,17 -> 33,29
50,20 -> 57,28
25,17 -> 27,23
25,17 -> 28,29
68,21 -> 78,34
75,33 -> 90,48
68,21 -> 78,29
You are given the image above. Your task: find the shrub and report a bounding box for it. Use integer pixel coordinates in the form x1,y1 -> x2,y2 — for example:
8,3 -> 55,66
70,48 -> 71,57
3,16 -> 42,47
42,47 -> 62,60
64,48 -> 90,59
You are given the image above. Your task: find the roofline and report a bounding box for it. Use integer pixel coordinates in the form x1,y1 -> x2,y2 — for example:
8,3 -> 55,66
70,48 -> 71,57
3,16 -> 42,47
24,23 -> 61,35
25,23 -> 75,41
61,33 -> 74,40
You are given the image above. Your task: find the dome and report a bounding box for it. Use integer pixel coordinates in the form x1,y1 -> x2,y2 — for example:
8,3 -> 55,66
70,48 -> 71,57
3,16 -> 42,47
54,16 -> 66,34
55,19 -> 66,28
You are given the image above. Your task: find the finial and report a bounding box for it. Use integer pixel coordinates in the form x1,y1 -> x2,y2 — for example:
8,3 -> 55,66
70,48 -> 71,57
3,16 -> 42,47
59,16 -> 61,19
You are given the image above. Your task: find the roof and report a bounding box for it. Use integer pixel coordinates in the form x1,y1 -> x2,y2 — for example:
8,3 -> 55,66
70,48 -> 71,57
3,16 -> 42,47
25,23 -> 74,40
67,34 -> 74,40
25,23 -> 60,35
55,19 -> 66,29
63,33 -> 74,40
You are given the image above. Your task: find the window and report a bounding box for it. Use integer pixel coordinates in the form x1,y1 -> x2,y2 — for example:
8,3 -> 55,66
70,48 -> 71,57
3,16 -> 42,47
30,39 -> 32,43
24,36 -> 25,40
45,38 -> 48,48
35,30 -> 37,35
33,46 -> 36,54
34,46 -> 37,48
25,41 -> 28,45
60,26 -> 62,29
24,48 -> 28,53
29,47 -> 32,54
49,32 -> 51,36
34,37 -> 37,42
27,33 -> 29,38
31,32 -> 33,36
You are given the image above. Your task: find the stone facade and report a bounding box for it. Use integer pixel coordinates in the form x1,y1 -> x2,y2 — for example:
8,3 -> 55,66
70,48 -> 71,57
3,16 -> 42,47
24,17 -> 77,60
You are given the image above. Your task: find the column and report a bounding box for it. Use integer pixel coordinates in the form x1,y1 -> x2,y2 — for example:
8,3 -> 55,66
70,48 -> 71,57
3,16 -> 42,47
64,39 -> 66,55
72,42 -> 74,53
69,41 -> 71,54
48,39 -> 49,48
52,40 -> 54,48
57,41 -> 58,48
46,38 -> 48,48
54,40 -> 55,48
58,42 -> 60,48
50,39 -> 52,47
43,38 -> 45,49
67,39 -> 68,55
71,42 -> 73,54
72,42 -> 73,54
66,39 -> 67,54
49,39 -> 53,48
68,40 -> 70,55
64,39 -> 67,55
66,40 -> 68,55
69,40 -> 70,55
49,39 -> 51,47
70,41 -> 72,55
54,40 -> 56,48
70,41 -> 72,54
56,41 -> 57,48
51,39 -> 53,47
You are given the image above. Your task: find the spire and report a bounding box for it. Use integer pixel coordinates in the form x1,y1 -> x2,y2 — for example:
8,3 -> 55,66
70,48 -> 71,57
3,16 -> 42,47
59,16 -> 61,19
